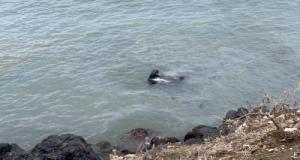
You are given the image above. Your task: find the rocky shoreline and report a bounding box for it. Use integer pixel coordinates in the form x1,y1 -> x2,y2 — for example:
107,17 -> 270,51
0,105 -> 275,160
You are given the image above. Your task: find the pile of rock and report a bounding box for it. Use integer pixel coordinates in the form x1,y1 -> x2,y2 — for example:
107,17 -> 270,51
1,134 -> 111,160
0,106 -> 273,160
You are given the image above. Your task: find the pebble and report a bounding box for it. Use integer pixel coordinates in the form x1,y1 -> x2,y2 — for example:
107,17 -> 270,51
268,149 -> 274,152
284,128 -> 298,132
125,154 -> 138,158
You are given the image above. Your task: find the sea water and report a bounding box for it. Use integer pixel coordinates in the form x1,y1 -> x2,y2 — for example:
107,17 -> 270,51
0,0 -> 300,148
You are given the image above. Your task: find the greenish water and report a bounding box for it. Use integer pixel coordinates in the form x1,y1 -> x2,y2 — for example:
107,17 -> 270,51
0,0 -> 300,148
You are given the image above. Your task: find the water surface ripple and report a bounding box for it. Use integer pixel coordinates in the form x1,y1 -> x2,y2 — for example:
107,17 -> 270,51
0,0 -> 300,148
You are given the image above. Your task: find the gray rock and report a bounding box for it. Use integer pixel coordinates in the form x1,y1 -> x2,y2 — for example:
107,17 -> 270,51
150,137 -> 179,147
92,141 -> 114,160
236,107 -> 249,117
224,110 -> 239,121
0,143 -> 31,160
31,134 -> 102,160
223,107 -> 249,121
219,107 -> 249,136
116,128 -> 157,154
218,123 -> 232,136
184,125 -> 219,144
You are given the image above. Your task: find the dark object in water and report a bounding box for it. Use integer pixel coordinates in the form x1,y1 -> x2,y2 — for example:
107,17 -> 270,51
148,69 -> 161,85
147,69 -> 184,85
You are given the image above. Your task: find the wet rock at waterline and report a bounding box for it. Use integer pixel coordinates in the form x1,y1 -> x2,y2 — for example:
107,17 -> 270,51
0,143 -> 31,160
219,106 -> 270,135
31,134 -> 103,160
223,107 -> 249,121
219,107 -> 249,135
150,137 -> 179,147
116,128 -> 158,154
92,141 -> 114,160
184,125 -> 219,144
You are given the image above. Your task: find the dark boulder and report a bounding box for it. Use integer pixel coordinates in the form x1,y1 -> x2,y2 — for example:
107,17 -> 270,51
219,107 -> 249,136
223,107 -> 249,121
184,125 -> 219,144
219,107 -> 270,136
116,128 -> 157,154
223,110 -> 239,121
31,134 -> 102,160
236,107 -> 249,117
0,143 -> 31,160
150,137 -> 179,147
218,123 -> 234,136
92,141 -> 114,160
